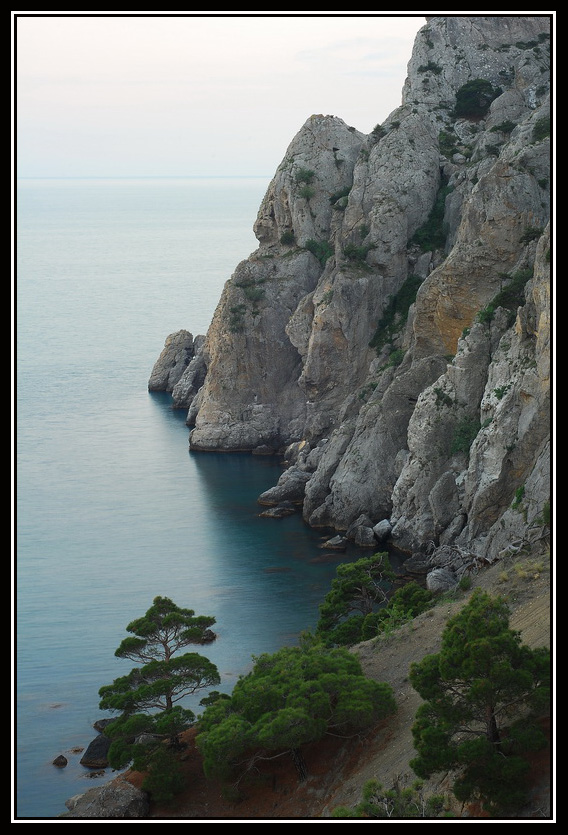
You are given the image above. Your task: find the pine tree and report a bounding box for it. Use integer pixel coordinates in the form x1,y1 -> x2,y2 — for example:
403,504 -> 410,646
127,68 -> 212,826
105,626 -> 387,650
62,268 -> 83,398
409,589 -> 550,815
98,596 -> 220,771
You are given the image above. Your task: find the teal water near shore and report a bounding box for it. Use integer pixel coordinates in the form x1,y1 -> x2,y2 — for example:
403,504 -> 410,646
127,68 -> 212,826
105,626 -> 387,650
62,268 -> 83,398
15,177 -> 374,819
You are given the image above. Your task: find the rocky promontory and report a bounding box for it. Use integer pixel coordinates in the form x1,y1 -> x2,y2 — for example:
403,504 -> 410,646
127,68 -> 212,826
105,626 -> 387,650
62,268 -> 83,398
150,13 -> 551,579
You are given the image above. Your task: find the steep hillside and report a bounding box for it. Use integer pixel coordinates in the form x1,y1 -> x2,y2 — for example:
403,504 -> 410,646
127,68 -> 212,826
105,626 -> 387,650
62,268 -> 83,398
136,545 -> 550,820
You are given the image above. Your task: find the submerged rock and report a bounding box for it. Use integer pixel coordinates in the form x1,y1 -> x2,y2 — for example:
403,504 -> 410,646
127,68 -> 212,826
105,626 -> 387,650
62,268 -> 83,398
259,501 -> 297,518
320,535 -> 347,551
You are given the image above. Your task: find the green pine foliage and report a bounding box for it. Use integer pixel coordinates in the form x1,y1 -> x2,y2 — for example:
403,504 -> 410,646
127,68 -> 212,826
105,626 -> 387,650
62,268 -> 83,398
139,745 -> 187,805
409,589 -> 550,816
196,643 -> 397,784
98,597 -> 220,774
316,553 -> 434,647
450,416 -> 481,457
315,554 -> 395,643
475,268 -> 533,326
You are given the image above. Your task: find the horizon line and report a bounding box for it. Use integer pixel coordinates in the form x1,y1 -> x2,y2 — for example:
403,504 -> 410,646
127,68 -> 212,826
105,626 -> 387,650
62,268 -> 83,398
16,174 -> 272,181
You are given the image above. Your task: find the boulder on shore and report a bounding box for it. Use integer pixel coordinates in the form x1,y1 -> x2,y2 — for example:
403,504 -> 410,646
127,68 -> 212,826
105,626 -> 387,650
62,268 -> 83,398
61,776 -> 149,819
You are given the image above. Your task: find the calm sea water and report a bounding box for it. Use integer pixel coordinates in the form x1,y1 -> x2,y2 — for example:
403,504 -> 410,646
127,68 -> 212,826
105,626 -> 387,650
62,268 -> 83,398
15,178 -> 371,819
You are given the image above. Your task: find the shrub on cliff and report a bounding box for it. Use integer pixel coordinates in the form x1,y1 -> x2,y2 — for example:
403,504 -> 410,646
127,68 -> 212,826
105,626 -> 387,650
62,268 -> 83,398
409,178 -> 452,253
332,776 -> 450,818
369,273 -> 424,353
304,238 -> 333,266
316,563 -> 434,647
453,79 -> 502,119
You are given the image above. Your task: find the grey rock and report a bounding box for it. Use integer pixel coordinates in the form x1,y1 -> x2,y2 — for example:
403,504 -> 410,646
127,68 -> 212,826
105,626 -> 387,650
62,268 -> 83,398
429,472 -> 460,535
61,777 -> 150,819
257,466 -> 311,506
373,520 -> 392,541
354,526 -> 377,548
259,501 -> 297,518
171,335 -> 207,410
401,553 -> 431,576
439,513 -> 467,546
283,439 -> 311,466
148,330 -> 196,392
135,733 -> 164,746
252,444 -> 278,456
345,514 -> 377,548
346,514 -> 373,538
93,718 -> 115,734
321,535 -> 347,551
426,567 -> 459,594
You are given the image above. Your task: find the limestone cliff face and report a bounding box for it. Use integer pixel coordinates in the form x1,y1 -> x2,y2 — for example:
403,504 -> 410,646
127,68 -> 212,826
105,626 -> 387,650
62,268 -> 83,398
151,15 -> 551,560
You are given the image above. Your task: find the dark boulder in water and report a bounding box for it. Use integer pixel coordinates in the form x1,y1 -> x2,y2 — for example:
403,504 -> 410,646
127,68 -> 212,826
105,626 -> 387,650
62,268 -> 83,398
80,733 -> 112,769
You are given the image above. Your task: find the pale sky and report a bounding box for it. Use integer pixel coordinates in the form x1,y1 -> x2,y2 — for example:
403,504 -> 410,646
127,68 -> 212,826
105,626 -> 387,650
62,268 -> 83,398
14,12 -> 426,178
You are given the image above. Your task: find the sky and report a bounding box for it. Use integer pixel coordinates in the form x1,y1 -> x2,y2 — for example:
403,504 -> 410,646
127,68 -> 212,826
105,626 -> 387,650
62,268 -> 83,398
14,12 -> 427,178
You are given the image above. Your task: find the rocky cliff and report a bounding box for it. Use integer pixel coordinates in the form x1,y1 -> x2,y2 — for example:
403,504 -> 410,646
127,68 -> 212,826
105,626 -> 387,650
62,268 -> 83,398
150,15 -> 551,564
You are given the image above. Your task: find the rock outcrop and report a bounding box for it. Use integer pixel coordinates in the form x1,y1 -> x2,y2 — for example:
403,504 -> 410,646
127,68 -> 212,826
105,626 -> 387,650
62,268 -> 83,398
151,15 -> 551,564
60,777 -> 149,819
148,330 -> 200,393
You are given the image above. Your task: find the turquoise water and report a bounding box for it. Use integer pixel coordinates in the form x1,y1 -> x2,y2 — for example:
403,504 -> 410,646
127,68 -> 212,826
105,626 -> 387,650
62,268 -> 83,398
15,178 -> 370,819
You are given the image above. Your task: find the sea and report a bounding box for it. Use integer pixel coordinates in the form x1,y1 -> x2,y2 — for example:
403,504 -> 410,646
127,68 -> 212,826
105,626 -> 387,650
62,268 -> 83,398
14,176 -> 376,820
